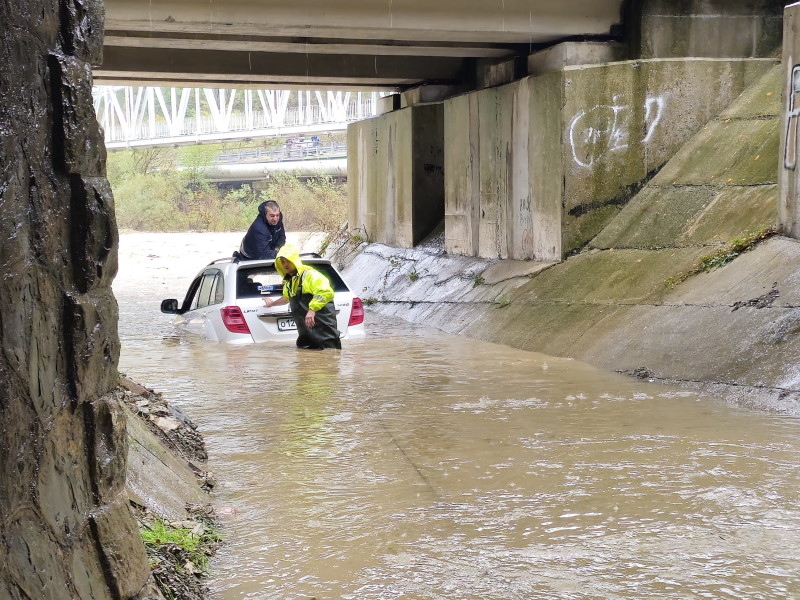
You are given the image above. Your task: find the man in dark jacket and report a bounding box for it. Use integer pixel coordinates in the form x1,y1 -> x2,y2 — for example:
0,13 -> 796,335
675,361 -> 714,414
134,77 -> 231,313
238,200 -> 286,260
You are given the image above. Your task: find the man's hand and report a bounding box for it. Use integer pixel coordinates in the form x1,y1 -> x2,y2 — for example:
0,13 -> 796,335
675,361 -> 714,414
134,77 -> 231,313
305,310 -> 316,328
263,297 -> 276,307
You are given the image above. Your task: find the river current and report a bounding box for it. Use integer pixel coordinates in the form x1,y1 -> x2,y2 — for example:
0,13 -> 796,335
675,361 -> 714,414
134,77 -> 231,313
115,233 -> 800,599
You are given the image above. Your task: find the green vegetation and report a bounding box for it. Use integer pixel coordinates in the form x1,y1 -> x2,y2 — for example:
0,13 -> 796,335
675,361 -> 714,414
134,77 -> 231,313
363,297 -> 379,306
140,516 -> 221,574
107,146 -> 347,232
349,229 -> 371,245
408,270 -> 420,282
666,226 -> 779,287
472,275 -> 485,288
494,294 -> 511,308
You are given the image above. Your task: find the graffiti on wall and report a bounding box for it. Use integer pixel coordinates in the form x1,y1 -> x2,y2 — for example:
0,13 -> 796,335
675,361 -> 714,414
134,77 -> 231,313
568,95 -> 665,168
784,65 -> 800,170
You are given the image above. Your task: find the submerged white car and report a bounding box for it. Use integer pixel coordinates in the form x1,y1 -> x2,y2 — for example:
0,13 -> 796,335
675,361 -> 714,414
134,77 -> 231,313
160,254 -> 365,344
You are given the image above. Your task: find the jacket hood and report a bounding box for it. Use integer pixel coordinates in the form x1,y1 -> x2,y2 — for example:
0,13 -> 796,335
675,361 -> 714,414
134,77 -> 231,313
274,243 -> 303,277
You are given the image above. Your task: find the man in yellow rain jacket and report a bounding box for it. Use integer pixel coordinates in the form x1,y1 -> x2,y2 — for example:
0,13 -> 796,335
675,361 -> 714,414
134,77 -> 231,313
263,244 -> 342,349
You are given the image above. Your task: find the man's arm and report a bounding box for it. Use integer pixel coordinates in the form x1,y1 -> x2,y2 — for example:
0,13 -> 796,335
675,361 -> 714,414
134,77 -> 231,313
273,225 -> 286,252
257,226 -> 276,259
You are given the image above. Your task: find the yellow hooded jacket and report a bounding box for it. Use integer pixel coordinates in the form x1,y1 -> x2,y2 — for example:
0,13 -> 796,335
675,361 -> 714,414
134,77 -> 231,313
274,244 -> 334,312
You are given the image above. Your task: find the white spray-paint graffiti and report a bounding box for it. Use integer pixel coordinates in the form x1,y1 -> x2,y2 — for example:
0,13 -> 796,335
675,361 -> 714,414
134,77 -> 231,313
783,65 -> 800,171
569,95 -> 665,168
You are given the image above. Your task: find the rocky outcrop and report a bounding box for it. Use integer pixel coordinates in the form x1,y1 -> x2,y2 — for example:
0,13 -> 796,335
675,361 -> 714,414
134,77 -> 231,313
0,1 -> 153,598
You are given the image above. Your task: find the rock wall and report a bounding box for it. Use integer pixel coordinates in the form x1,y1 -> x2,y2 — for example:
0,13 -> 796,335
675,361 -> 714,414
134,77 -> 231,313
0,0 -> 152,598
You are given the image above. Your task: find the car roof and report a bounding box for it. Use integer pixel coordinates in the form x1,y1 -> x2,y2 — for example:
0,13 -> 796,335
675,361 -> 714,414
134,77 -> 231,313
205,253 -> 329,270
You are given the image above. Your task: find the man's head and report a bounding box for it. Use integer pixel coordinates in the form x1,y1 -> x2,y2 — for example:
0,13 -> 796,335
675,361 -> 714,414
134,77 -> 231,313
277,256 -> 296,276
264,201 -> 281,226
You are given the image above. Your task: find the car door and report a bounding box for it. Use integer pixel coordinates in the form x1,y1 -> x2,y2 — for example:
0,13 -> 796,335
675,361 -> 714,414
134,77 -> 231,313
181,270 -> 224,339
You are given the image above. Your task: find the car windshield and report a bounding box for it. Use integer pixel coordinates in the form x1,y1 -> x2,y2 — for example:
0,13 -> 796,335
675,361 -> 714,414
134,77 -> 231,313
236,263 -> 348,299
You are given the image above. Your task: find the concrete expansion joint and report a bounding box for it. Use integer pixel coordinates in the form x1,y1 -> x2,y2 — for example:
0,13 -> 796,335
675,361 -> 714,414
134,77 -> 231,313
653,183 -> 773,190
647,376 -> 799,396
646,14 -> 778,20
717,115 -> 777,122
433,273 -> 479,286
648,183 -> 716,189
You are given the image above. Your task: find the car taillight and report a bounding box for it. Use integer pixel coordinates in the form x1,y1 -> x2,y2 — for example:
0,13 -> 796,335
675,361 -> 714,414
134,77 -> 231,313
221,306 -> 251,334
349,297 -> 364,326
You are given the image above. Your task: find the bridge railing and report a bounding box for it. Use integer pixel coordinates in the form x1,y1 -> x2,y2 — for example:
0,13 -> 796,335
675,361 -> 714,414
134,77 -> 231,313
215,141 -> 347,163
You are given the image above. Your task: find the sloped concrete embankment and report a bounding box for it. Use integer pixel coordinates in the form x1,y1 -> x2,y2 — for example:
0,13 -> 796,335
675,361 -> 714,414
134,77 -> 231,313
336,64 -> 800,415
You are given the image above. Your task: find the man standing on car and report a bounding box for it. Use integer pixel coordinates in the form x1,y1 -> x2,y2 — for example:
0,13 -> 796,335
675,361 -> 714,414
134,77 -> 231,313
262,244 -> 341,350
238,200 -> 286,260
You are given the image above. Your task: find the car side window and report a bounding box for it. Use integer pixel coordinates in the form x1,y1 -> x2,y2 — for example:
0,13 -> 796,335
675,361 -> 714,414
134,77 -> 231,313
182,276 -> 203,312
212,272 -> 225,305
193,271 -> 219,310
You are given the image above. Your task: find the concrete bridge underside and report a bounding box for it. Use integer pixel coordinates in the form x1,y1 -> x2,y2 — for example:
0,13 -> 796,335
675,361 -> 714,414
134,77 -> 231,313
97,0 -> 627,89
96,1 -> 790,262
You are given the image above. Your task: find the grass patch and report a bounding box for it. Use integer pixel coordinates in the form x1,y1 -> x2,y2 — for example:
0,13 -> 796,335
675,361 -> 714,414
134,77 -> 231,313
666,226 -> 779,287
140,513 -> 221,575
472,275 -> 485,288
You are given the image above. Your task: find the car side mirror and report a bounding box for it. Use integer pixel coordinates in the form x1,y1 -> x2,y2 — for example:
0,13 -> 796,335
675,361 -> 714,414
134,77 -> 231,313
161,299 -> 180,314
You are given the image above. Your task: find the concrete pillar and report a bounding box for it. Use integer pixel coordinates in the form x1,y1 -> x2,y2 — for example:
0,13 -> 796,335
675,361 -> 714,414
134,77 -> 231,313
780,3 -> 800,239
347,103 -> 444,247
444,75 -> 564,261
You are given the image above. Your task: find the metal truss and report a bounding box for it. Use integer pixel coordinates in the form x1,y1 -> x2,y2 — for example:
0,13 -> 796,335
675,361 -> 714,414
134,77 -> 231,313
92,86 -> 383,148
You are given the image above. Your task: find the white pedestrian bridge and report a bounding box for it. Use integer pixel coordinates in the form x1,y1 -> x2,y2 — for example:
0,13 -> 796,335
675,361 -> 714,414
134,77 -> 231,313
94,86 -> 383,148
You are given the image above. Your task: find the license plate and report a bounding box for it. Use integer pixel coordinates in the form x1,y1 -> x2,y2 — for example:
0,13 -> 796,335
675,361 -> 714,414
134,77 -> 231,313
277,317 -> 297,331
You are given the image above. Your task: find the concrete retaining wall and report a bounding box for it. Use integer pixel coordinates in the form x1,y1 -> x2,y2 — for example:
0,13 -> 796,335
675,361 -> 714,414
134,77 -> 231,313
442,57 -> 776,259
336,63 -> 799,415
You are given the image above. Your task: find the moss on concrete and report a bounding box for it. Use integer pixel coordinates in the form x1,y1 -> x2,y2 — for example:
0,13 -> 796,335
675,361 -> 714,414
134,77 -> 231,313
591,186 -> 717,249
678,185 -> 778,245
514,247 -> 705,304
719,63 -> 783,119
653,117 -> 779,186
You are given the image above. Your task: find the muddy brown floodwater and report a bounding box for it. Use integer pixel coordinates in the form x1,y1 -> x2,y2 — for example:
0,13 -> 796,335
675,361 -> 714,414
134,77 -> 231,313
115,232 -> 800,600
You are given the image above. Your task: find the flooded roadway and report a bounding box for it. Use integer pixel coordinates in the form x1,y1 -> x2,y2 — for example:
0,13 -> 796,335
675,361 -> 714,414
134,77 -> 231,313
116,234 -> 800,599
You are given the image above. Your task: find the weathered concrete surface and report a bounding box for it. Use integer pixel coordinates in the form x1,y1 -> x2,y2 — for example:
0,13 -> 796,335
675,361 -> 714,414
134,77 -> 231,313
637,0 -> 784,59
592,63 -> 781,251
0,1 -> 159,597
438,57 -> 776,261
348,103 -> 444,247
527,41 -> 627,77
780,3 -> 800,238
337,55 -> 800,414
